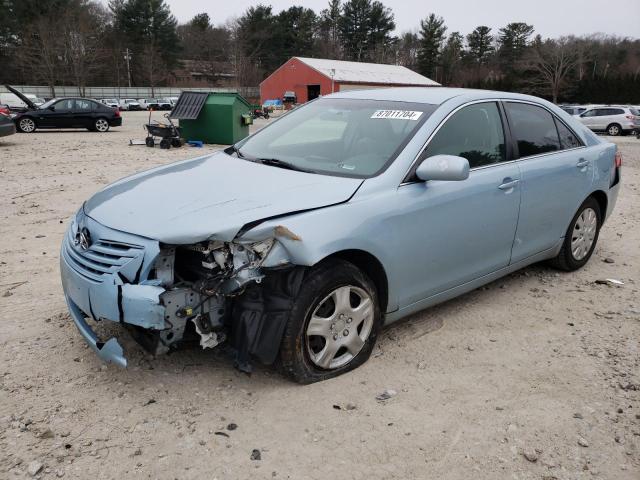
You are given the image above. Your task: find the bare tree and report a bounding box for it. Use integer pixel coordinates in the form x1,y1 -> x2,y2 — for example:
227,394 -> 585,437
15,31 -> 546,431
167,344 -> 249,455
526,37 -> 580,103
61,3 -> 108,96
17,18 -> 66,97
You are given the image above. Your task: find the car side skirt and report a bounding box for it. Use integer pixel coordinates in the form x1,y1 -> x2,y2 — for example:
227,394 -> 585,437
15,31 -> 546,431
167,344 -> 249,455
383,241 -> 562,325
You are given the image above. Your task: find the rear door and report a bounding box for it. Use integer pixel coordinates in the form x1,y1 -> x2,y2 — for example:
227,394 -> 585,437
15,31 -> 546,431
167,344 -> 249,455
505,101 -> 594,263
70,99 -> 96,128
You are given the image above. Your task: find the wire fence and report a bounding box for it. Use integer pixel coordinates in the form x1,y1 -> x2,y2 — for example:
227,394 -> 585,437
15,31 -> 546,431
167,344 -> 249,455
0,85 -> 260,100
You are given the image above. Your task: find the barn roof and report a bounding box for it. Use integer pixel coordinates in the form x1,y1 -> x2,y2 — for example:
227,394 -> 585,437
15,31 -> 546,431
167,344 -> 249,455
294,57 -> 439,86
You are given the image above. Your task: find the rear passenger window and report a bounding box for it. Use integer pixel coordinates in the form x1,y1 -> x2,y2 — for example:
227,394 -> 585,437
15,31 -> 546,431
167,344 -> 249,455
423,102 -> 506,168
505,103 -> 560,158
75,99 -> 94,111
555,119 -> 582,149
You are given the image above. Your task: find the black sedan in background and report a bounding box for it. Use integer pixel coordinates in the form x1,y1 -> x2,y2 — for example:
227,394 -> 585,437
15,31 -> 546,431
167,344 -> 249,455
13,97 -> 122,133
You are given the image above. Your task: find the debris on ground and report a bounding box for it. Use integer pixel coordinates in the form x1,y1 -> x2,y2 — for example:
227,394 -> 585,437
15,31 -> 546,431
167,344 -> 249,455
250,449 -> 261,461
376,389 -> 397,401
594,278 -> 624,286
27,461 -> 43,476
522,449 -> 538,462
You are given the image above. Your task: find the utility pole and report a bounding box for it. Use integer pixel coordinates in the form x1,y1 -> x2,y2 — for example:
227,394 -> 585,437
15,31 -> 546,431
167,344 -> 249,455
330,68 -> 335,93
124,48 -> 132,88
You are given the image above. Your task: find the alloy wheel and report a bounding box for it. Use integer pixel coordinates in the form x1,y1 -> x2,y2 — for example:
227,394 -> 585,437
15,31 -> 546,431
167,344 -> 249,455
95,119 -> 109,132
608,125 -> 620,136
571,207 -> 597,261
305,285 -> 374,370
19,118 -> 35,133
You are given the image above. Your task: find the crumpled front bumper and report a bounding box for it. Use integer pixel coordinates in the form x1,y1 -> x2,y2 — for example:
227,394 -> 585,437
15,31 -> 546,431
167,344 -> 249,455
65,294 -> 127,367
60,213 -> 164,367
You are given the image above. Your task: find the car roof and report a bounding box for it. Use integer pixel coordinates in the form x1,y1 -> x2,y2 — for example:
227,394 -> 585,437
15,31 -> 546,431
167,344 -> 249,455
328,87 -> 555,106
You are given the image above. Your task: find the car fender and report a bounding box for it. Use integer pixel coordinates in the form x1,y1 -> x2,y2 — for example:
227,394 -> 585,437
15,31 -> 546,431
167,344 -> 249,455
238,192 -> 401,312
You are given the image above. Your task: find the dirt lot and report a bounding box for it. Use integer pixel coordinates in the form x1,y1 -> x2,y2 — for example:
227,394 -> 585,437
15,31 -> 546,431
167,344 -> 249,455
0,111 -> 638,479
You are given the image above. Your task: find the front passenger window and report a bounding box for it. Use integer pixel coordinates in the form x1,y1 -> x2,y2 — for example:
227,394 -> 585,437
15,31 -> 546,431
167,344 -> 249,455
422,102 -> 506,168
55,99 -> 74,111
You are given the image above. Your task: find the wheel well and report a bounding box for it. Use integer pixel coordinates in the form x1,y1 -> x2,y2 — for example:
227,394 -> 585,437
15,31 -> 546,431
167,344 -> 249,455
590,190 -> 608,219
322,249 -> 389,312
607,123 -> 621,130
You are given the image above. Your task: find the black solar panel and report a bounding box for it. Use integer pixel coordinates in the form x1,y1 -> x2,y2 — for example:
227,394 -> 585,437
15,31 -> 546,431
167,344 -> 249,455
170,92 -> 208,119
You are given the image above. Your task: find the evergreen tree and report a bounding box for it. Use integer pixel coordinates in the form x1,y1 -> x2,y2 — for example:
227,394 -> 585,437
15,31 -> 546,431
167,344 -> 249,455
338,0 -> 395,62
466,26 -> 494,64
498,22 -> 535,70
441,32 -> 463,85
236,5 -> 276,70
275,6 -> 317,63
417,13 -> 447,80
109,0 -> 180,88
318,0 -> 342,59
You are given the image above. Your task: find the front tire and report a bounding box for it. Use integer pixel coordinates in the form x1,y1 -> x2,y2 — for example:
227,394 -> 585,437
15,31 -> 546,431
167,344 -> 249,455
549,197 -> 601,271
278,259 -> 382,384
17,117 -> 36,133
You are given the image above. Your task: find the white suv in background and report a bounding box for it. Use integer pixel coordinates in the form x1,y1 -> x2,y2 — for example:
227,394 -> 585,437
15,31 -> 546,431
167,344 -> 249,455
578,106 -> 640,136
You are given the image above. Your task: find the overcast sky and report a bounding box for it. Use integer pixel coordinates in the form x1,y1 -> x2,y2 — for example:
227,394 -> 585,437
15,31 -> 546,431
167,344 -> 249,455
149,0 -> 640,38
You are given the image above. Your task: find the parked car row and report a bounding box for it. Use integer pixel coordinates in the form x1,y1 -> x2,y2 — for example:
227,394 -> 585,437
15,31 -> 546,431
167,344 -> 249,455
561,104 -> 640,136
99,98 -> 175,111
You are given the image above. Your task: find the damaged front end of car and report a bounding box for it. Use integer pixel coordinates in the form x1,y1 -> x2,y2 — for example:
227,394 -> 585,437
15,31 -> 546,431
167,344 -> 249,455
60,209 -> 305,371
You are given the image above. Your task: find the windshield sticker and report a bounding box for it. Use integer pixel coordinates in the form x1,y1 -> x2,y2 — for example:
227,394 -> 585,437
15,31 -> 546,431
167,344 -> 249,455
371,110 -> 423,121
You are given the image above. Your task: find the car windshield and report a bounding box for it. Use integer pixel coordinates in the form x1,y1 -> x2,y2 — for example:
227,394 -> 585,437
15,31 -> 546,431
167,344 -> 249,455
39,99 -> 58,109
236,98 -> 436,178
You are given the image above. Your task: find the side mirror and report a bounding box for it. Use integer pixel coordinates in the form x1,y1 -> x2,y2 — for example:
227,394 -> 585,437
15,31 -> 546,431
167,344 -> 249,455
416,155 -> 470,182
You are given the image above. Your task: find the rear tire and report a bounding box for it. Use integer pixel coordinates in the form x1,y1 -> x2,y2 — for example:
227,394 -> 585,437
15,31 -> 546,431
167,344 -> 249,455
145,137 -> 155,147
159,138 -> 170,149
94,118 -> 110,132
278,259 -> 382,384
606,123 -> 621,136
549,197 -> 601,271
17,117 -> 36,133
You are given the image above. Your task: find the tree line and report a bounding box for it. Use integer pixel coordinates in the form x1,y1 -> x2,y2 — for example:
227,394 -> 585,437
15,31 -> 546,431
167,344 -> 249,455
1,0 -> 638,103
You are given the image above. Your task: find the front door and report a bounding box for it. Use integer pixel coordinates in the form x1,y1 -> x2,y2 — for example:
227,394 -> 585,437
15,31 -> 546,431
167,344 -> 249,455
391,102 -> 521,307
38,99 -> 74,128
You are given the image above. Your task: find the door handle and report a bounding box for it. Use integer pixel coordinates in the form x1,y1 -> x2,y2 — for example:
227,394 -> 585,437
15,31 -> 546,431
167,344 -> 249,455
576,159 -> 589,168
498,179 -> 519,190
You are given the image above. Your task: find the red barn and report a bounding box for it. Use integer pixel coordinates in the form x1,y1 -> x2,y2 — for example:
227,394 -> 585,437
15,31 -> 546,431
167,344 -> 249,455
260,57 -> 439,104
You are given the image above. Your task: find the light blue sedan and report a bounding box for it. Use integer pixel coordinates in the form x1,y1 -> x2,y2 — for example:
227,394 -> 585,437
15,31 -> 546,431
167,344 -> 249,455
60,88 -> 621,383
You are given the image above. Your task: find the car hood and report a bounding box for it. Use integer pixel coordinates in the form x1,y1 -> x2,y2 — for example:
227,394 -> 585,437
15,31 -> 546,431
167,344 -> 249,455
84,152 -> 363,244
4,84 -> 37,110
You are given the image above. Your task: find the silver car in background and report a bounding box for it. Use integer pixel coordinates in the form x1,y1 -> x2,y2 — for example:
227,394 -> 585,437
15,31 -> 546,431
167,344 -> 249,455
60,88 -> 621,383
578,105 -> 640,136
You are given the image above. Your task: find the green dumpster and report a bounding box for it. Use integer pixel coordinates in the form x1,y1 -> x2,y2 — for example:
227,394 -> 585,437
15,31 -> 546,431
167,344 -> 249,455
170,92 -> 252,144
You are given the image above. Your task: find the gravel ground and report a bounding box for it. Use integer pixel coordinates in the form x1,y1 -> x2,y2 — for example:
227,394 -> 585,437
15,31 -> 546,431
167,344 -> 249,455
0,112 -> 638,479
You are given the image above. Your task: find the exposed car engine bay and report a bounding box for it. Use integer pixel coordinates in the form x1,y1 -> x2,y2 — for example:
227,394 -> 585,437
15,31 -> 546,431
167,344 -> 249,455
133,238 -> 305,372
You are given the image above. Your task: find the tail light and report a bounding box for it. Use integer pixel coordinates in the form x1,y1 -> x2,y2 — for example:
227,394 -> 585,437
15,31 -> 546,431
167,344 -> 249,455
114,109 -> 120,118
625,115 -> 635,120
614,150 -> 623,168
